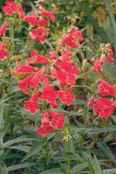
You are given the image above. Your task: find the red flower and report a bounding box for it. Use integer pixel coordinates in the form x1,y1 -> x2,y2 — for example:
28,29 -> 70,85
92,98 -> 114,118
24,98 -> 38,113
0,43 -> 8,60
59,90 -> 74,106
15,64 -> 34,75
24,92 -> 40,113
3,0 -> 25,19
62,27 -> 84,48
49,50 -> 57,61
39,6 -> 56,22
53,59 -> 78,86
29,27 -> 47,43
0,21 -> 9,36
86,97 -> 96,109
98,80 -> 115,97
36,111 -> 64,136
92,56 -> 105,72
18,76 -> 31,94
24,14 -> 39,26
36,123 -> 54,137
41,85 -> 58,108
29,70 -> 44,88
28,50 -> 48,65
105,44 -> 114,63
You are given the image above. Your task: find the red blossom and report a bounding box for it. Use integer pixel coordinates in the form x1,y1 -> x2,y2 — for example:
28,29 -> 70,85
36,111 -> 64,136
98,80 -> 115,97
28,50 -> 49,65
59,90 -> 74,106
53,59 -> 78,86
3,0 -> 25,19
0,21 -> 9,36
105,44 -> 114,63
93,98 -> 114,118
41,85 -> 58,108
18,76 -> 32,94
39,6 -> 56,22
24,92 -> 40,113
29,27 -> 47,43
0,43 -> 8,60
92,55 -> 105,72
15,64 -> 34,75
62,27 -> 84,48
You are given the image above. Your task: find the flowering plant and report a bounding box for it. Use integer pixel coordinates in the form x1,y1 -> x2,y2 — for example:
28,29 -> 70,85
0,0 -> 116,173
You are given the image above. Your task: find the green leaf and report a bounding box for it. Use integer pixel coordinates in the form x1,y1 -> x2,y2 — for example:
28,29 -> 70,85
39,168 -> 64,174
0,164 -> 8,174
97,142 -> 116,165
3,137 -> 35,147
103,169 -> 116,174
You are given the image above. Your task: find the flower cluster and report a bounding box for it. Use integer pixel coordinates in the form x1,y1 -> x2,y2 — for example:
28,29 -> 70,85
87,80 -> 116,118
1,1 -> 82,136
1,0 -> 116,137
15,45 -> 79,136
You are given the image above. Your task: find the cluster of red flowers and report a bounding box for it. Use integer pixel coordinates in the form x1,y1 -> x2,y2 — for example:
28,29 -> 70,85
87,80 -> 116,118
1,0 -> 116,136
15,45 -> 80,136
3,0 -> 25,19
1,0 -> 83,136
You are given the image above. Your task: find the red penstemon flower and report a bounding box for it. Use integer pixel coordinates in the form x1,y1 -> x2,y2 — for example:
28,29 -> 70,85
15,64 -> 34,75
29,27 -> 47,44
9,1 -> 115,137
3,0 -> 25,19
92,98 -> 115,118
28,50 -> 49,65
24,92 -> 41,113
98,80 -> 115,97
62,27 -> 84,48
0,43 -> 8,60
0,21 -> 9,36
40,85 -> 59,108
36,112 -> 64,136
39,6 -> 56,22
59,90 -> 74,106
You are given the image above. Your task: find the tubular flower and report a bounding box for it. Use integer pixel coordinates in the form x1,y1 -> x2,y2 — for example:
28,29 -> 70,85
105,43 -> 114,63
41,85 -> 58,108
0,21 -> 9,36
28,50 -> 49,65
29,27 -> 47,43
0,43 -> 8,60
87,97 -> 115,118
39,6 -> 56,22
62,27 -> 84,48
24,92 -> 40,113
98,80 -> 116,97
92,55 -> 105,72
15,64 -> 34,75
3,0 -> 25,19
59,90 -> 74,106
36,112 -> 64,136
53,59 -> 79,86
24,13 -> 48,27
18,76 -> 32,94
